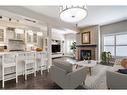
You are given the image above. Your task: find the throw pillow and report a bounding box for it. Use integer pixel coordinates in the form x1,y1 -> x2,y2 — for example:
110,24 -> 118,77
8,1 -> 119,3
114,58 -> 123,65
117,69 -> 127,74
121,59 -> 127,68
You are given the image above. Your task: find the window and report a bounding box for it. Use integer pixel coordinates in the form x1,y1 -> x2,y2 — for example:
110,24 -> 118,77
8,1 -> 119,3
103,36 -> 115,56
103,33 -> 127,57
116,34 -> 127,56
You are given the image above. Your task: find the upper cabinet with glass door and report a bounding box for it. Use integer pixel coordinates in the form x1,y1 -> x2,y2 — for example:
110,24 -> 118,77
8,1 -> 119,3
15,28 -> 25,41
0,27 -> 6,43
33,32 -> 37,44
27,30 -> 33,43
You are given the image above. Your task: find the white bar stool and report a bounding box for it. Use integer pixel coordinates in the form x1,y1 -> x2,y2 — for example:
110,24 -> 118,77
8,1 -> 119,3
17,52 -> 26,76
42,52 -> 48,72
2,53 -> 18,88
25,52 -> 36,80
36,51 -> 47,75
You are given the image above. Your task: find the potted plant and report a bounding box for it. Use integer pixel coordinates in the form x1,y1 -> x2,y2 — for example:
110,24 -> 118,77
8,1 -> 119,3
101,51 -> 112,65
70,42 -> 76,58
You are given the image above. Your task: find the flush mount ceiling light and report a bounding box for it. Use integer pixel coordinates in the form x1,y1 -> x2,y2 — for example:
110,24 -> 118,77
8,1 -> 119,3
60,6 -> 87,23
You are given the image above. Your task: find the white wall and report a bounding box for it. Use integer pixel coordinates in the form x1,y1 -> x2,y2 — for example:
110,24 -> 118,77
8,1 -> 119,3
51,31 -> 65,41
64,33 -> 76,55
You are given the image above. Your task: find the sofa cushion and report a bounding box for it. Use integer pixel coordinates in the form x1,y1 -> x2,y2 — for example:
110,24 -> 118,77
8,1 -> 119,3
121,59 -> 127,68
117,69 -> 127,74
53,59 -> 73,73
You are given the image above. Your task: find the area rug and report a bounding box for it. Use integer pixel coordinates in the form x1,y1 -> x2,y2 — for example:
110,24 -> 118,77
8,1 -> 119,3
84,64 -> 111,89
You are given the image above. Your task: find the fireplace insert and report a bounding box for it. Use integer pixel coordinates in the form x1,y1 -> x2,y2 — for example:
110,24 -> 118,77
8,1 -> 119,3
80,50 -> 91,60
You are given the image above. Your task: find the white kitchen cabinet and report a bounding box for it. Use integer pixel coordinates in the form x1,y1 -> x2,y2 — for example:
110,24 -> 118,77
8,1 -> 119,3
0,26 -> 6,43
33,33 -> 37,44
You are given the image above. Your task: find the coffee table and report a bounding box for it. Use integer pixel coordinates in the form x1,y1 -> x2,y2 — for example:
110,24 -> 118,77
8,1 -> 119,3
76,60 -> 97,76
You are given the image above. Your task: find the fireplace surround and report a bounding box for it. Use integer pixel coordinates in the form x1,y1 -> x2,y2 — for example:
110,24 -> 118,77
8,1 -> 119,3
76,45 -> 97,60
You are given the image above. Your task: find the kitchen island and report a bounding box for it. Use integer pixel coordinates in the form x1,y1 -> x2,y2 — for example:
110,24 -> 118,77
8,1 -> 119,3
0,51 -> 48,88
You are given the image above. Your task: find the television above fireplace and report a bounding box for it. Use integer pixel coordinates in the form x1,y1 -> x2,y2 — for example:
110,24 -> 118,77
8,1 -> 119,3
52,45 -> 61,53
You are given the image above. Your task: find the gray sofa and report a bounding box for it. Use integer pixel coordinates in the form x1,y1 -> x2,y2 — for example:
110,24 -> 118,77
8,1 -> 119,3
106,58 -> 127,89
50,59 -> 88,89
106,70 -> 127,89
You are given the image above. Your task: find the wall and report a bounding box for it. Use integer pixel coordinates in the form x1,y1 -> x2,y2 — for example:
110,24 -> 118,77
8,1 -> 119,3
76,25 -> 99,45
51,31 -> 65,41
64,33 -> 76,55
100,20 -> 127,53
100,20 -> 127,34
76,25 -> 100,60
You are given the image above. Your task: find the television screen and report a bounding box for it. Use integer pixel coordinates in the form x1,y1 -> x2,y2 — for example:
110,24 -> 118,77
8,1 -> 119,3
52,45 -> 61,53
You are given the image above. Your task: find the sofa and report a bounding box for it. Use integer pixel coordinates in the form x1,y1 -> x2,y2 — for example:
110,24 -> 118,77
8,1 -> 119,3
106,58 -> 127,89
50,58 -> 88,89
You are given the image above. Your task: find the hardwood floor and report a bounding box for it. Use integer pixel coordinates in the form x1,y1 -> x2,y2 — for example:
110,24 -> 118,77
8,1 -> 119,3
0,70 -> 85,89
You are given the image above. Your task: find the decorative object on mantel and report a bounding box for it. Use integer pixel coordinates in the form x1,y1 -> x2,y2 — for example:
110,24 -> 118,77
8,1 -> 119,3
82,31 -> 90,44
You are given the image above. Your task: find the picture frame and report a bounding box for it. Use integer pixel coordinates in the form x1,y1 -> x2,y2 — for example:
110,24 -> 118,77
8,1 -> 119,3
81,32 -> 90,44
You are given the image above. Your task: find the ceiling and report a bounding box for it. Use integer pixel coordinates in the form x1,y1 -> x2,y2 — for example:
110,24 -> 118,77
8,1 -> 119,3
0,6 -> 127,34
25,6 -> 127,27
52,28 -> 77,34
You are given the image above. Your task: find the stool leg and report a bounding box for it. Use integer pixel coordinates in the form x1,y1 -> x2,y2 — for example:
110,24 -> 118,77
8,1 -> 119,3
34,62 -> 36,77
34,70 -> 36,77
16,64 -> 18,83
25,64 -> 27,80
41,67 -> 43,75
47,68 -> 49,72
2,68 -> 4,88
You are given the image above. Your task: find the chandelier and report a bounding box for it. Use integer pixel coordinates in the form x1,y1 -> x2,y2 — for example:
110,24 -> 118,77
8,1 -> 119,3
60,6 -> 87,23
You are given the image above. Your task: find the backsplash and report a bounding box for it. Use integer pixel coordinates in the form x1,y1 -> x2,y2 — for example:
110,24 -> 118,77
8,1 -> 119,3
8,39 -> 25,51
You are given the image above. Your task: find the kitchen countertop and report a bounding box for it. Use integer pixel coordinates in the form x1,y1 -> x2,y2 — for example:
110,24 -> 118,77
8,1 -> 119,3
0,51 -> 45,55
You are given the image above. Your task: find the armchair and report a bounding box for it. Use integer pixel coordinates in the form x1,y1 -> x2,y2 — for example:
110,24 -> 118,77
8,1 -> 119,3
50,63 -> 87,89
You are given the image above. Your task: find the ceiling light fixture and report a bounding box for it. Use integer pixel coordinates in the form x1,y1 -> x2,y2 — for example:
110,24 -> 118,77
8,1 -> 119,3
60,5 -> 87,23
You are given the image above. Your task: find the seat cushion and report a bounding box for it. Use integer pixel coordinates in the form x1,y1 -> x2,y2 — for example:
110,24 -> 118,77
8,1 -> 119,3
53,59 -> 73,73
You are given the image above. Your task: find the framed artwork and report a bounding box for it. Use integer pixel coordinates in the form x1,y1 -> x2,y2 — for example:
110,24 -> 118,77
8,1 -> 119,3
82,32 -> 90,44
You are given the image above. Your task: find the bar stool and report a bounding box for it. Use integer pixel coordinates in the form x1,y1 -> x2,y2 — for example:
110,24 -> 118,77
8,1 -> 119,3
36,51 -> 47,75
2,53 -> 18,88
42,52 -> 48,72
17,52 -> 26,76
25,52 -> 36,80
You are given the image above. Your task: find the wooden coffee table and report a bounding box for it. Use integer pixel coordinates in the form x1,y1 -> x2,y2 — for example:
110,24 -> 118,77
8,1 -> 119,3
76,60 -> 97,76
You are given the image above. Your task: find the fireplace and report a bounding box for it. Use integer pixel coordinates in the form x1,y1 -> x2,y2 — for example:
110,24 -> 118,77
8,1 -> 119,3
76,45 -> 97,60
80,50 -> 91,60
